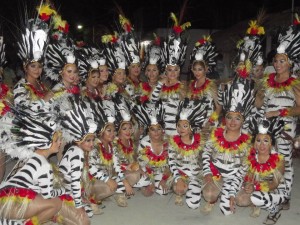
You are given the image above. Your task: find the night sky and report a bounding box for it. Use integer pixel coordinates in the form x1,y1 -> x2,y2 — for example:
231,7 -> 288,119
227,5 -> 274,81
0,0 -> 299,42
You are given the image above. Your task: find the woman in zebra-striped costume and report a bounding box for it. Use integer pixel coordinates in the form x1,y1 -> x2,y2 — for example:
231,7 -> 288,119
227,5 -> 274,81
231,118 -> 286,224
0,111 -> 65,225
168,98 -> 207,209
255,19 -> 300,208
58,98 -> 98,224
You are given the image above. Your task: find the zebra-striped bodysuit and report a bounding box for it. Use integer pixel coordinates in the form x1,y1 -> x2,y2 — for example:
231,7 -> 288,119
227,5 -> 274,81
0,153 -> 65,220
88,141 -> 125,193
168,133 -> 203,209
202,127 -> 251,215
260,73 -> 299,199
13,78 -> 50,111
150,81 -> 185,136
138,135 -> 171,195
59,146 -> 93,217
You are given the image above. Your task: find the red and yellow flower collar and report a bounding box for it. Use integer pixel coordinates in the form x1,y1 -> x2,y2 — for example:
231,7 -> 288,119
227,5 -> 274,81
188,79 -> 213,99
25,82 -> 47,100
264,73 -> 300,93
116,138 -> 134,161
246,148 -> 283,177
98,142 -> 113,166
170,133 -> 202,157
161,82 -> 181,94
139,82 -> 153,103
211,127 -> 251,154
140,143 -> 168,167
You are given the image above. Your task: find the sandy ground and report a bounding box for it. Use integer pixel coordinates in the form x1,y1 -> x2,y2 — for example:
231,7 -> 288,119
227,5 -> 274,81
3,158 -> 299,225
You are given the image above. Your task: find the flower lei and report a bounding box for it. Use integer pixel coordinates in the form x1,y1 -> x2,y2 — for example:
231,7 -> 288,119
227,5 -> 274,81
140,143 -> 168,168
139,82 -> 152,103
160,82 -> 182,99
0,83 -> 10,99
169,133 -> 202,157
0,187 -> 36,205
116,138 -> 134,162
25,82 -> 47,100
188,79 -> 212,99
98,142 -> 113,167
67,85 -> 80,94
210,127 -> 251,155
264,73 -> 300,93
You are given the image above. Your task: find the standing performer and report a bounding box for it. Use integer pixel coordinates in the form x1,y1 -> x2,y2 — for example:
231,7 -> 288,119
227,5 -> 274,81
14,5 -> 56,111
150,12 -> 190,136
188,35 -> 221,128
255,15 -> 300,209
168,98 -> 207,209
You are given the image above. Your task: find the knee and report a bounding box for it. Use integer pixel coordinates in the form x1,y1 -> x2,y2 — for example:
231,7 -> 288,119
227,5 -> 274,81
250,192 -> 264,207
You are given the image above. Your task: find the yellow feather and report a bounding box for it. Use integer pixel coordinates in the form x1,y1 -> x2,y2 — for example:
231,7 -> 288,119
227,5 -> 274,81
170,12 -> 178,26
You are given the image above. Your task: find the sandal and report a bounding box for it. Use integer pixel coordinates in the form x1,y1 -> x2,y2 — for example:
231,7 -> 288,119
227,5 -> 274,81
91,203 -> 104,215
114,194 -> 128,207
200,202 -> 215,215
175,195 -> 184,206
250,206 -> 261,218
263,210 -> 281,225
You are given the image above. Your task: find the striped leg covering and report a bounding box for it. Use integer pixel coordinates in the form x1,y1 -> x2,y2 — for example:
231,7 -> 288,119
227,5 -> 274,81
219,178 -> 234,216
0,219 -> 23,225
185,179 -> 202,209
251,191 -> 285,214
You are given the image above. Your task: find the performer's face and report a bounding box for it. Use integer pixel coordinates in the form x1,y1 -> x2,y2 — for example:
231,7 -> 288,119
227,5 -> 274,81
225,112 -> 243,132
87,71 -> 100,88
145,64 -> 159,83
113,69 -> 126,85
78,134 -> 95,152
192,61 -> 207,80
99,65 -> 109,83
101,124 -> 116,143
149,124 -> 163,142
118,122 -> 133,140
177,120 -> 192,138
62,64 -> 79,86
252,64 -> 264,79
254,134 -> 272,154
49,131 -> 63,154
25,62 -> 43,80
165,65 -> 180,81
128,63 -> 141,78
273,54 -> 291,75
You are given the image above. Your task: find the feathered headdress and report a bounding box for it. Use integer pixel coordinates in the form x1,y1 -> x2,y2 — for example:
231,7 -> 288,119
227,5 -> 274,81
250,117 -> 284,144
162,12 -> 190,67
61,97 -> 97,142
190,35 -> 218,71
119,15 -> 140,66
102,32 -> 126,74
112,93 -> 132,131
0,109 -> 59,160
82,46 -> 106,66
17,2 -> 56,66
44,41 -> 77,81
276,13 -> 300,65
132,100 -> 165,129
234,13 -> 265,78
222,77 -> 255,118
76,48 -> 99,84
0,36 -> 7,72
86,99 -> 115,134
176,98 -> 208,132
143,33 -> 164,73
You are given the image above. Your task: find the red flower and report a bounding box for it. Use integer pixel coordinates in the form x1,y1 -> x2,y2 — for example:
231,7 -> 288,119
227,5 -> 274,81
142,82 -> 152,92
0,83 -> 9,99
27,83 -> 46,98
162,82 -> 181,93
209,162 -> 221,178
140,95 -> 149,103
67,85 -> 80,94
39,13 -> 51,22
237,67 -> 249,78
173,26 -> 183,34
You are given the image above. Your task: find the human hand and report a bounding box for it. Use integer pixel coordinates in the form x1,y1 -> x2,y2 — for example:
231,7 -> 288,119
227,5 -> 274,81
159,180 -> 168,194
106,178 -> 118,192
123,179 -> 134,196
229,196 -> 236,213
244,182 -> 254,194
204,174 -> 213,184
175,179 -> 187,194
